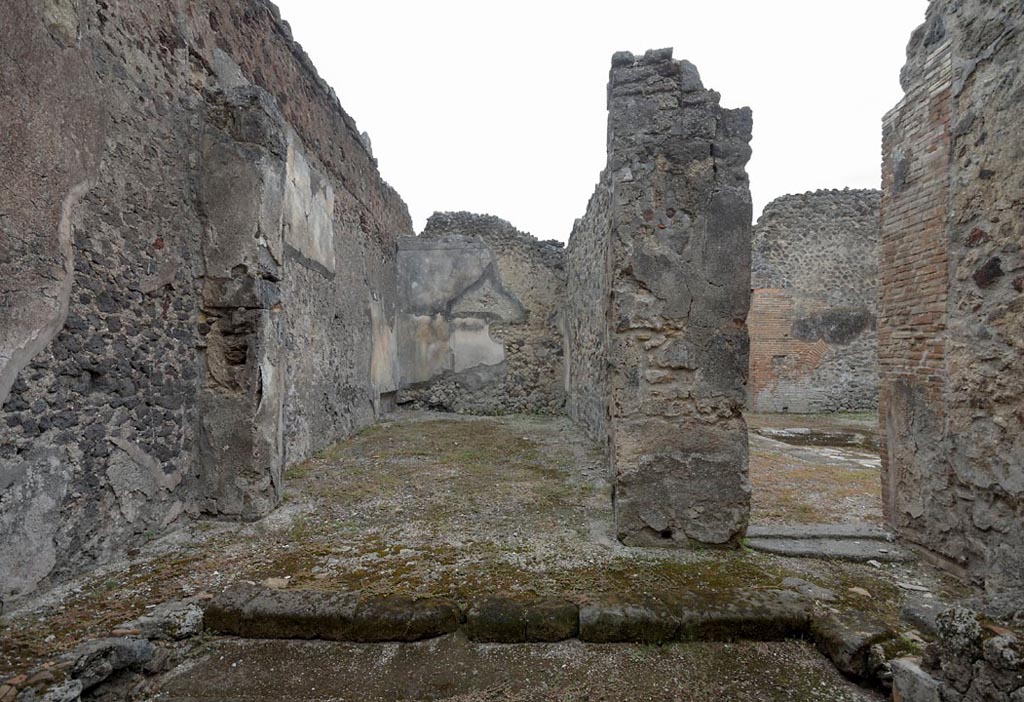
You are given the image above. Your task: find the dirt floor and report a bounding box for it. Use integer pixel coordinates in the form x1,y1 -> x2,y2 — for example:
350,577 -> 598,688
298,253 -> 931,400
747,412 -> 883,525
1,411 -> 960,680
152,636 -> 883,702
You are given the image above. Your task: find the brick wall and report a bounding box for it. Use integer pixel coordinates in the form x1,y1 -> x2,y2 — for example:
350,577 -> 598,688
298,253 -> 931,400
878,37 -> 953,544
749,190 -> 880,413
748,288 -> 829,411
881,0 -> 1024,594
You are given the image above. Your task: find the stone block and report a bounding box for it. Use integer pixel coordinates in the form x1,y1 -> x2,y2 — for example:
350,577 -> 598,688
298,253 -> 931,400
349,596 -> 461,642
892,658 -> 943,702
811,611 -> 894,680
465,596 -> 578,643
578,598 -> 680,644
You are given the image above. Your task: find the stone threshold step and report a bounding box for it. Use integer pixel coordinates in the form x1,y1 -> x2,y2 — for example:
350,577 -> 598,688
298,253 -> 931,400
206,584 -> 811,645
204,584 -> 895,684
746,523 -> 894,541
745,537 -> 914,563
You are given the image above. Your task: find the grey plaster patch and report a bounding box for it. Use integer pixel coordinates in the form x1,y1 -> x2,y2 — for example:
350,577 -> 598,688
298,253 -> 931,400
0,181 -> 90,409
0,446 -> 74,602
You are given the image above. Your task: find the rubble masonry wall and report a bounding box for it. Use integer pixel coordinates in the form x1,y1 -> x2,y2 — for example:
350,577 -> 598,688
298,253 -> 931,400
749,189 -> 880,413
0,0 -> 412,607
395,213 -> 565,415
566,49 -> 753,547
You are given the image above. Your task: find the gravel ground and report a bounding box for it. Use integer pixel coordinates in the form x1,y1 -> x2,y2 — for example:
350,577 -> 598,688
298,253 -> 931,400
747,413 -> 883,525
152,636 -> 883,702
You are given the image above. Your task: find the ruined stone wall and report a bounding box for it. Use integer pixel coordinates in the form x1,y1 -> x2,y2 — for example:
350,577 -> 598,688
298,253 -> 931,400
0,0 -> 411,606
881,0 -> 1024,594
749,189 -> 880,413
395,213 -> 565,415
566,49 -> 753,547
565,181 -> 614,445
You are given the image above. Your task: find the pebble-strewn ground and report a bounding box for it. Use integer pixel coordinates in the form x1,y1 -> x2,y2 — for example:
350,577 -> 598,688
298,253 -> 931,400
1,412 -> 959,679
747,412 -> 883,525
153,637 -> 883,702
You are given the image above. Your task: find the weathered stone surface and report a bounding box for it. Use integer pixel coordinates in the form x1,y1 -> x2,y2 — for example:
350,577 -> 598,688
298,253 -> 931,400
465,597 -> 578,643
673,590 -> 810,642
811,611 -> 894,680
37,679 -> 83,702
565,49 -> 753,548
892,658 -> 943,702
902,596 -> 946,638
204,585 -> 459,642
578,598 -> 680,644
349,597 -> 462,642
204,584 -> 360,640
70,637 -> 154,692
913,607 -> 1024,701
749,189 -> 880,413
782,578 -> 838,603
880,0 -> 1024,596
747,523 -> 892,541
116,600 -> 204,641
396,214 -> 566,415
0,0 -> 412,606
579,590 -> 809,644
745,536 -> 914,563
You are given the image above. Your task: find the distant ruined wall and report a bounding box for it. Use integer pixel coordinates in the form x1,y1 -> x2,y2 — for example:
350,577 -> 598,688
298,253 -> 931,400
0,0 -> 411,607
566,49 -> 753,548
881,0 -> 1024,594
749,189 -> 880,413
396,213 -> 565,415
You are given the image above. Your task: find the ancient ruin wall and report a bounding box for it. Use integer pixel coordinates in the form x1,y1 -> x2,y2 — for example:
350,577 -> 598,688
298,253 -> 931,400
395,213 -> 565,415
0,0 -> 411,606
881,0 -> 1024,594
566,49 -> 753,547
565,180 -> 614,445
749,189 -> 880,413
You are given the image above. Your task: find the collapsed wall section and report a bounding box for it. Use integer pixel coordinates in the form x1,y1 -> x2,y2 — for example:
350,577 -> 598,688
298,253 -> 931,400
566,49 -> 753,547
0,0 -> 411,606
749,189 -> 880,413
881,0 -> 1024,594
395,213 -> 565,414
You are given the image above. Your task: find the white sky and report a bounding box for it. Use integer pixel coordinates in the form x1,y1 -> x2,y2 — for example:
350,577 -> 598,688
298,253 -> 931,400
275,1 -> 928,241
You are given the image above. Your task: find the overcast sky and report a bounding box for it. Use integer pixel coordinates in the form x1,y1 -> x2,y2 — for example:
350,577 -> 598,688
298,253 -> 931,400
275,1 -> 928,241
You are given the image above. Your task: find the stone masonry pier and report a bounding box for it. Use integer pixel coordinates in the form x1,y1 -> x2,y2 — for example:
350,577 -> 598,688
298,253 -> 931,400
565,48 -> 754,548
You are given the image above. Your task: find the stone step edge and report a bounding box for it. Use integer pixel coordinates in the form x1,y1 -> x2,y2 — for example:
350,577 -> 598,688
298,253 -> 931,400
203,583 -> 895,683
744,537 -> 915,563
746,524 -> 895,541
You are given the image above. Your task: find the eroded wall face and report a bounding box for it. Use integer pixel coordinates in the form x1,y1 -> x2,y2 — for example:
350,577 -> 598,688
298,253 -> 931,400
749,190 -> 880,413
396,213 -> 565,414
0,0 -> 411,605
565,179 -> 614,444
567,49 -> 753,547
881,0 -> 1024,593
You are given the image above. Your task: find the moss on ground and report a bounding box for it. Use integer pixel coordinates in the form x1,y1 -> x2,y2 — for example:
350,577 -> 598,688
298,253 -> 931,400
0,412 -> 963,680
